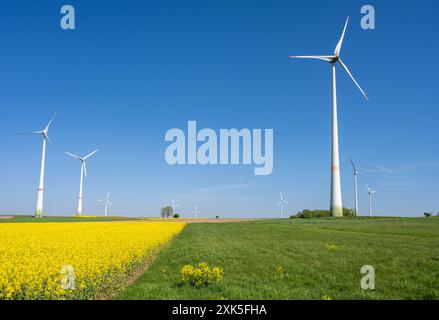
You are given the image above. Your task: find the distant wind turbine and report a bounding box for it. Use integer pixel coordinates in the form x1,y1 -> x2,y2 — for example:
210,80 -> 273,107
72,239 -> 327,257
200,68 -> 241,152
350,158 -> 360,216
277,193 -> 288,218
289,17 -> 369,217
192,205 -> 200,218
66,150 -> 98,216
18,112 -> 57,218
171,200 -> 181,215
366,185 -> 377,217
98,192 -> 112,217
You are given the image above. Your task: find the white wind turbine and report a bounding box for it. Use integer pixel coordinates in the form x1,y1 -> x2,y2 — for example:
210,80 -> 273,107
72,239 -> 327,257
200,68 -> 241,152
18,112 -> 57,218
277,192 -> 288,218
98,192 -> 112,217
171,200 -> 181,215
366,185 -> 377,217
289,17 -> 368,217
350,158 -> 360,217
66,150 -> 98,216
192,205 -> 200,218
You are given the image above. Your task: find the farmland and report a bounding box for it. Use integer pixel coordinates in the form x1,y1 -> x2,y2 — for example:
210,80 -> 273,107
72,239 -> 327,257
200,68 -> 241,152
0,217 -> 438,300
119,217 -> 439,300
0,221 -> 185,299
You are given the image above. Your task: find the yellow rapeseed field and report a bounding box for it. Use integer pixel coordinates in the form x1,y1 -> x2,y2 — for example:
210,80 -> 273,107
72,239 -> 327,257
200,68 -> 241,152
0,221 -> 185,300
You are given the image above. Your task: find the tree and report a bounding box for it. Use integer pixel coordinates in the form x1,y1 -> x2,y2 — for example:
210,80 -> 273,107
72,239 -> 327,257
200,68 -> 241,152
161,206 -> 174,218
342,207 -> 355,217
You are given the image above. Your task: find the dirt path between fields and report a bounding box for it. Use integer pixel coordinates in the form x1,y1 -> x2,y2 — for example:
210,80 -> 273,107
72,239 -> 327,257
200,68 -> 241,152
151,218 -> 268,223
0,215 -> 13,220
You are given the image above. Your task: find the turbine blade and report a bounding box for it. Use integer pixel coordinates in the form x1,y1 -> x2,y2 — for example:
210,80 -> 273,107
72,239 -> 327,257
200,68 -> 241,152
108,201 -> 113,206
338,59 -> 369,101
334,17 -> 349,55
350,158 -> 357,172
17,131 -> 44,135
289,55 -> 334,62
284,200 -> 289,204
45,111 -> 58,131
107,192 -> 111,199
43,133 -> 52,145
83,162 -> 87,178
366,184 -> 370,192
83,149 -> 98,160
98,199 -> 105,202
65,151 -> 80,159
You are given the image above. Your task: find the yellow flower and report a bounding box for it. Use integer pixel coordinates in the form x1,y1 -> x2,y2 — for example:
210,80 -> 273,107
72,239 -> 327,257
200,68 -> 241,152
181,262 -> 223,287
326,243 -> 338,251
0,221 -> 185,300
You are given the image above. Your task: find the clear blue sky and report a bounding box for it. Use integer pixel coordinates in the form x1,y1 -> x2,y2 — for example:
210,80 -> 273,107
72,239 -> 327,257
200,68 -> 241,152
0,0 -> 438,217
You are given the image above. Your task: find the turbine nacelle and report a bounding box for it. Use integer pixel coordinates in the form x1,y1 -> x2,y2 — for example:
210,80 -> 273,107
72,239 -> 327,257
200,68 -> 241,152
366,184 -> 377,195
17,112 -> 58,143
278,192 -> 288,206
192,205 -> 200,216
350,158 -> 360,175
289,16 -> 369,101
66,149 -> 98,178
99,192 -> 112,205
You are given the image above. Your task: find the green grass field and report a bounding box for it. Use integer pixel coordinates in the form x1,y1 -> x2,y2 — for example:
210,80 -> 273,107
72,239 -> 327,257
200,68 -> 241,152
118,217 -> 439,300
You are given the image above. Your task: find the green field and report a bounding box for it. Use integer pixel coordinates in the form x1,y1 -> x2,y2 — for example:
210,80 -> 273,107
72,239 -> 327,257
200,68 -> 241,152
118,217 -> 439,300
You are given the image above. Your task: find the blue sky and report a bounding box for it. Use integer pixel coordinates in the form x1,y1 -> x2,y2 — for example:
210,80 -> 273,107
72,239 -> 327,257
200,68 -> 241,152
0,0 -> 438,217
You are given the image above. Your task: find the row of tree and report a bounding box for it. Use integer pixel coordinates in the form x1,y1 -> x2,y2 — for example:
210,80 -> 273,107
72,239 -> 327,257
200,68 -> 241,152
292,207 -> 356,219
160,206 -> 179,218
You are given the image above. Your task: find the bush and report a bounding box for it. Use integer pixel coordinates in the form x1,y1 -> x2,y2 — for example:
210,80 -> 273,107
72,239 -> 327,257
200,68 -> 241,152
342,207 -> 355,217
294,209 -> 330,219
173,213 -> 180,218
293,208 -> 355,218
181,262 -> 224,288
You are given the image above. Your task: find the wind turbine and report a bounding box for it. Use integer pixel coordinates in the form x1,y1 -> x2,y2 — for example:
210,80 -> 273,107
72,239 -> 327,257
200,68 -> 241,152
366,185 -> 377,217
289,17 -> 368,217
277,192 -> 288,218
18,112 -> 57,218
98,192 -> 112,217
66,150 -> 98,216
171,200 -> 181,215
192,205 -> 200,218
350,158 -> 360,216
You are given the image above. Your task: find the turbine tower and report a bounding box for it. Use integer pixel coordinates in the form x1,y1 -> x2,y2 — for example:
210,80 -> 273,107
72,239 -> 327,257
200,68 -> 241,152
98,192 -> 112,217
277,192 -> 288,218
289,17 -> 368,217
366,185 -> 377,217
350,158 -> 360,216
66,150 -> 98,216
18,112 -> 57,218
192,205 -> 200,218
